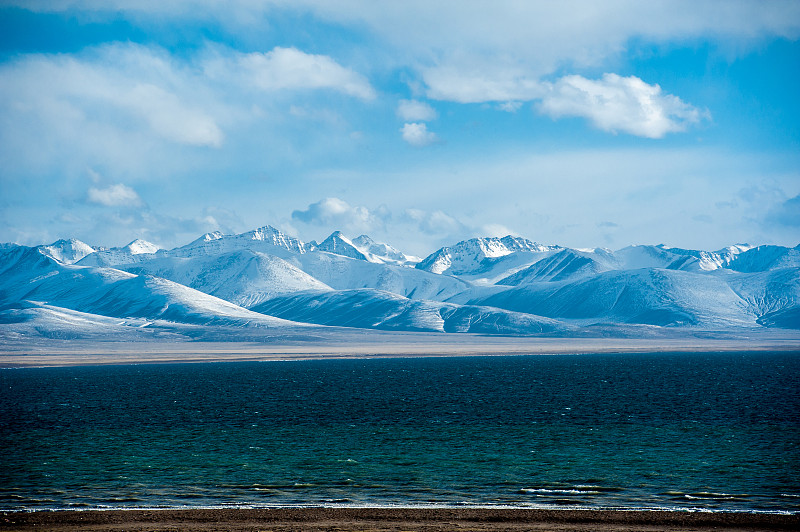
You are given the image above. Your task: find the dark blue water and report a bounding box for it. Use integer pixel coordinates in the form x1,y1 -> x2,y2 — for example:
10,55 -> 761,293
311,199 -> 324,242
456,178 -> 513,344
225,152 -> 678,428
1,353 -> 799,512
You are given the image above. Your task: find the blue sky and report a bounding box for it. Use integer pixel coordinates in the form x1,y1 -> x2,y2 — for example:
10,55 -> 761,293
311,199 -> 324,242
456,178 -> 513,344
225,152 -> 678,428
0,1 -> 798,256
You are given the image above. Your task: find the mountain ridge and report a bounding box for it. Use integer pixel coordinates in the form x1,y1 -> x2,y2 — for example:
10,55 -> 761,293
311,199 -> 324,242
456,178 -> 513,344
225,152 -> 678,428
3,226 -> 799,341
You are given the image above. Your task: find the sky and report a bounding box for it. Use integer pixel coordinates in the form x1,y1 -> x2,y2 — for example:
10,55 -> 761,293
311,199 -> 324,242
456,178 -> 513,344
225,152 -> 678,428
0,0 -> 798,257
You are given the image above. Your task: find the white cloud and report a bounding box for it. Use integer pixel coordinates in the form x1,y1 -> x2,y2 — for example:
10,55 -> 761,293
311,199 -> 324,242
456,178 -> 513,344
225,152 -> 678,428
290,199 -> 496,253
11,2 -> 800,110
538,74 -> 706,138
203,46 -> 376,100
0,42 -> 378,183
481,223 -> 517,237
396,99 -> 437,121
402,208 -> 466,236
87,184 -> 142,207
401,122 -> 438,147
423,64 -> 545,103
126,83 -> 223,147
0,43 -> 225,183
422,67 -> 706,139
292,197 -> 386,233
497,101 -> 523,112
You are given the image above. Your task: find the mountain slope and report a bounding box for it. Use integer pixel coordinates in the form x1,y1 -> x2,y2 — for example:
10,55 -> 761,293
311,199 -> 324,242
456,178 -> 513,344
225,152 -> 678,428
477,268 -> 755,327
289,251 -> 471,301
727,267 -> 800,328
728,245 -> 800,272
0,244 -> 296,328
499,248 -> 616,284
124,250 -> 332,308
251,288 -> 571,335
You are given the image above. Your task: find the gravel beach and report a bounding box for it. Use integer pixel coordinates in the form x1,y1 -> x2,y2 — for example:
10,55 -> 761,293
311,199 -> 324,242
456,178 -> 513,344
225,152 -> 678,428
2,508 -> 798,531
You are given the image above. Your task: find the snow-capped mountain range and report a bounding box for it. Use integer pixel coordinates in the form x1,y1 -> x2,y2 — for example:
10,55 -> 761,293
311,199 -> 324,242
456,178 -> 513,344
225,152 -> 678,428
2,226 -> 799,344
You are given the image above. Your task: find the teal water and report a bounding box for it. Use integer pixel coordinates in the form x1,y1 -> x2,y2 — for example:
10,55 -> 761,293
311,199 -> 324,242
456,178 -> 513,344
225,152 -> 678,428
1,352 -> 798,512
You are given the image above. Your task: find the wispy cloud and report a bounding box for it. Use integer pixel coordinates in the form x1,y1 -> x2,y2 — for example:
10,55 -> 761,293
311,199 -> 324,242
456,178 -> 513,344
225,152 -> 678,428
292,197 -> 388,234
0,43 -> 223,150
87,184 -> 143,207
768,195 -> 800,228
203,46 -> 376,100
396,99 -> 437,121
0,42 -> 376,182
423,64 -> 545,103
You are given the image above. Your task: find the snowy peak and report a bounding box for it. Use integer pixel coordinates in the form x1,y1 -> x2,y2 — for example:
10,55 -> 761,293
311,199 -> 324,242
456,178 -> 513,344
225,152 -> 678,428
76,239 -> 161,267
648,243 -> 753,271
244,225 -> 306,254
316,231 -> 368,261
351,235 -> 420,265
614,245 -> 690,270
196,231 -> 224,243
499,248 -> 614,284
417,236 -> 557,275
37,238 -> 96,264
499,235 -> 553,253
172,225 -> 306,258
124,239 -> 160,255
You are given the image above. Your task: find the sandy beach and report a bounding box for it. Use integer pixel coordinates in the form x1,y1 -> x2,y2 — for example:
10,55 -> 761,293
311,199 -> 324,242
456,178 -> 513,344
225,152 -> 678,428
2,508 -> 798,531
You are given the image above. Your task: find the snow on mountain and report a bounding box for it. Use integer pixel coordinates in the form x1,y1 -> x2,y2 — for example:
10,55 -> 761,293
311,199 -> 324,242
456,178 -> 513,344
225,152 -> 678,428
289,251 -> 471,301
613,245 -> 688,270
0,301 -> 180,342
5,227 -> 800,339
77,239 -> 161,267
124,249 -> 332,308
496,243 -> 760,284
314,231 -> 369,261
72,226 -> 439,307
245,225 -> 306,253
417,236 -> 557,276
499,248 -> 616,284
727,244 -> 800,272
688,244 -> 752,271
352,235 -> 420,265
757,307 -> 800,329
169,225 -> 307,259
476,268 -> 755,327
251,288 -> 571,335
0,244 -> 297,328
37,238 -> 96,265
125,238 -> 160,255
727,267 -> 800,328
622,243 -> 753,271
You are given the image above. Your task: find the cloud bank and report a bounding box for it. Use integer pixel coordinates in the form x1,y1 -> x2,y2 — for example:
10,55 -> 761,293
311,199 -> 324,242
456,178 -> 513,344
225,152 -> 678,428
0,42 -> 377,180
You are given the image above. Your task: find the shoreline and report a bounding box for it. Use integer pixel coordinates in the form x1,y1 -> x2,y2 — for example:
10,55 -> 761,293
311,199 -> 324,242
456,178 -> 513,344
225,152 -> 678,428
2,507 -> 798,531
2,336 -> 799,368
